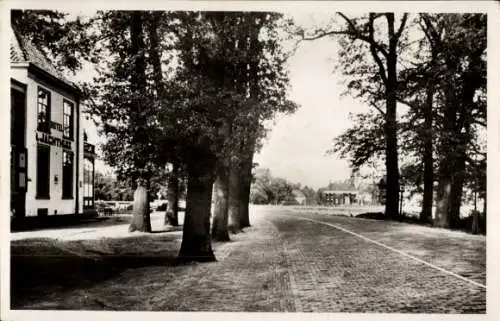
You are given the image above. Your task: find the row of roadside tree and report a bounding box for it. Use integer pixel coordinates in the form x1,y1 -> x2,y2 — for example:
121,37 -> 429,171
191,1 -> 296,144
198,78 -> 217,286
12,11 -> 486,262
291,13 -> 486,231
12,10 -> 298,261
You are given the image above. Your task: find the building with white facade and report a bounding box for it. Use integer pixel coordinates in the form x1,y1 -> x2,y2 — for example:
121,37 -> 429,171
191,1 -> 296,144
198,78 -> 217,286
320,181 -> 359,206
10,26 -> 96,223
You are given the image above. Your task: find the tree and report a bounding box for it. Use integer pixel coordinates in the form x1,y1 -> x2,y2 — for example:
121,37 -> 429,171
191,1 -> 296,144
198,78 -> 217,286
142,11 -> 183,228
163,163 -> 181,227
331,111 -> 386,171
200,12 -> 297,237
395,14 -> 442,223
420,14 -> 486,228
94,171 -> 135,201
297,13 -> 409,218
94,172 -> 115,200
11,9 -> 93,72
160,11 -> 221,260
87,11 -> 163,232
301,186 -> 319,205
249,167 -> 297,205
127,11 -> 152,232
228,13 -> 297,230
336,13 -> 486,228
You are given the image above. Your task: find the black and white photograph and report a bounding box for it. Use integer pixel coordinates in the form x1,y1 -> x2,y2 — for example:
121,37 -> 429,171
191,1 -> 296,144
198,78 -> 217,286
1,1 -> 498,320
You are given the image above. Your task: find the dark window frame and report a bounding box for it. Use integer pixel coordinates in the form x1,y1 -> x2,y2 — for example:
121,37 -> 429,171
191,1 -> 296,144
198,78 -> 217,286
63,99 -> 74,140
36,144 -> 50,199
62,150 -> 74,199
37,87 -> 51,133
83,157 -> 95,209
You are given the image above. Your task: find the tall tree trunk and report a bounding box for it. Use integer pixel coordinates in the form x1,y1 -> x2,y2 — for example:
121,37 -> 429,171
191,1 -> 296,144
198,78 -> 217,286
178,153 -> 216,262
239,138 -> 256,228
421,83 -> 434,223
447,51 -> 482,229
482,193 -> 486,233
449,149 -> 466,228
239,166 -> 252,228
211,117 -> 231,240
237,16 -> 262,229
228,157 -> 242,233
435,153 -> 464,230
434,139 -> 454,228
434,166 -> 452,228
128,12 -> 151,233
164,163 -> 179,226
212,164 -> 230,241
435,49 -> 478,228
227,20 -> 246,233
129,181 -> 152,232
434,74 -> 456,228
384,20 -> 400,219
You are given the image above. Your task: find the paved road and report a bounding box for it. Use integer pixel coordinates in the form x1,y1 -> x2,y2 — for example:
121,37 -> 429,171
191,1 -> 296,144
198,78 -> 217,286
10,206 -> 486,313
148,207 -> 486,313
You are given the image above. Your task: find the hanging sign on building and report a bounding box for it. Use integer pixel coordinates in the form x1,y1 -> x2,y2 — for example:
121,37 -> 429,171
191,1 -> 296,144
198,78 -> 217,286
36,131 -> 72,150
84,142 -> 95,155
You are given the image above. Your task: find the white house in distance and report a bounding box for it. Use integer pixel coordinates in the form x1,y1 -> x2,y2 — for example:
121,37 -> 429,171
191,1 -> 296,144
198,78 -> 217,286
320,181 -> 359,206
10,25 -> 96,222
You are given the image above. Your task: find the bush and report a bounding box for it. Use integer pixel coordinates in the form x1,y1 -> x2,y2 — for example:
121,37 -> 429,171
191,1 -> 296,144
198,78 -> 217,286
459,210 -> 486,234
280,199 -> 299,206
156,202 -> 168,211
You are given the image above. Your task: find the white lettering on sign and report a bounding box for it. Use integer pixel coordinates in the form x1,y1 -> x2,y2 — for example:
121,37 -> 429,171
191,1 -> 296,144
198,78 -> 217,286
36,132 -> 72,150
50,121 -> 63,132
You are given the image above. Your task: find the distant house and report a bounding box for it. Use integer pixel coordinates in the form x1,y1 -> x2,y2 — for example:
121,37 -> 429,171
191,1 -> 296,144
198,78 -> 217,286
320,181 -> 358,206
10,25 -> 96,221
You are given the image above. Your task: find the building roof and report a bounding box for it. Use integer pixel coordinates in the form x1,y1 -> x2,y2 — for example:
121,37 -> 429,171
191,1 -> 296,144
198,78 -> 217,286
10,25 -> 79,92
323,190 -> 358,195
323,181 -> 357,192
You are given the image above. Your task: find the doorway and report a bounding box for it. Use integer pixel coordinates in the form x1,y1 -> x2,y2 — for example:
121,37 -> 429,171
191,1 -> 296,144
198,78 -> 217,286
11,84 -> 27,219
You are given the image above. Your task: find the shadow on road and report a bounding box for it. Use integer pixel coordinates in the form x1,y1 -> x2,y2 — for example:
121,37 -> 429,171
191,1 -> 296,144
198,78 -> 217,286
10,233 -> 184,309
11,216 -> 132,233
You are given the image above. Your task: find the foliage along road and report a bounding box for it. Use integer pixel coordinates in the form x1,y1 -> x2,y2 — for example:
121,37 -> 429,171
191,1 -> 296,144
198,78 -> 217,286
10,206 -> 485,312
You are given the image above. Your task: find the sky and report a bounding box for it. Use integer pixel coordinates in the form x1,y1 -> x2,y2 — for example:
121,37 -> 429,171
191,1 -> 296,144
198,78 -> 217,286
72,10 -> 373,189
253,36 -> 368,189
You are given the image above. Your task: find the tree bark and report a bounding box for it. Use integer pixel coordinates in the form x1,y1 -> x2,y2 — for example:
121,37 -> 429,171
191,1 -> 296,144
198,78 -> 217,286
421,83 -> 434,223
435,50 -> 479,228
129,182 -> 152,232
178,155 -> 216,262
164,163 -> 179,226
434,169 -> 452,228
211,164 -> 230,241
435,154 -> 465,230
482,193 -> 486,233
434,70 -> 456,228
239,139 -> 256,228
447,50 -> 482,229
228,157 -> 242,233
237,17 -> 261,229
384,15 -> 400,219
239,166 -> 252,228
127,12 -> 151,233
449,150 -> 466,228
